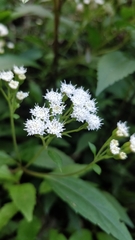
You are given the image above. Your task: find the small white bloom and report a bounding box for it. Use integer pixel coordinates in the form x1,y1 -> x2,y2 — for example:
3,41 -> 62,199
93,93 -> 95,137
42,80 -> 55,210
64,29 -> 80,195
116,121 -> 129,137
50,102 -> 65,115
60,81 -> 76,98
46,119 -> 65,138
76,3 -> 84,12
130,134 -> 135,152
30,104 -> 49,121
21,0 -> 29,3
44,90 -> 63,104
110,139 -> 120,155
0,70 -> 14,82
84,0 -> 91,4
8,80 -> 19,89
24,118 -> 45,136
71,87 -> 91,106
7,42 -> 15,49
0,23 -> 8,37
95,0 -> 104,4
119,151 -> 127,160
16,91 -> 29,100
87,114 -> 102,130
13,66 -> 27,75
84,99 -> 97,113
71,105 -> 89,122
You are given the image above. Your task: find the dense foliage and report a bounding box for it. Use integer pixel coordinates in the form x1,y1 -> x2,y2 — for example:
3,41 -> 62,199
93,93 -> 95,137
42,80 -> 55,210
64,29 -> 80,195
0,0 -> 135,239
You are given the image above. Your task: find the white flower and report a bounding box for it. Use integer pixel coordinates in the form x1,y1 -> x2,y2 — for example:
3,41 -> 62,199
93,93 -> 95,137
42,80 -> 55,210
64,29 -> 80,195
0,24 -> 8,37
13,66 -> 27,75
8,80 -> 19,89
116,121 -> 129,137
71,87 -> 91,106
110,139 -> 120,155
13,66 -> 27,80
87,114 -> 102,130
30,104 -> 49,121
71,105 -> 89,122
60,81 -> 76,98
21,0 -> 29,3
0,70 -> 14,82
95,0 -> 104,4
46,119 -> 65,138
84,0 -> 90,4
84,99 -> 97,113
24,118 -> 45,136
7,42 -> 15,49
16,91 -> 29,100
50,102 -> 65,115
130,134 -> 135,152
119,151 -> 127,160
44,90 -> 63,104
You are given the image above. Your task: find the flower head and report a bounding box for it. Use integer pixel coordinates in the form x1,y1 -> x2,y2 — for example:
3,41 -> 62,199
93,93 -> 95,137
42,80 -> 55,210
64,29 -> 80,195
116,121 -> 129,137
0,70 -> 14,82
30,104 -> 49,121
70,87 -> 91,106
8,80 -> 19,89
46,119 -> 65,138
0,24 -> 8,37
130,134 -> 135,152
110,139 -> 120,155
44,89 -> 63,104
87,114 -> 102,130
24,118 -> 45,136
13,66 -> 27,80
119,151 -> 127,160
16,91 -> 29,100
60,81 -> 76,98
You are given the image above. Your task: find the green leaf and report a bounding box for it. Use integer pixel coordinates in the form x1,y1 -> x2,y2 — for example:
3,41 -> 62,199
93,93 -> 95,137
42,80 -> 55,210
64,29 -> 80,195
75,132 -> 96,154
29,81 -> 43,103
49,229 -> 67,240
0,202 -> 18,230
53,163 -> 88,177
0,165 -> 17,182
47,176 -> 132,240
69,229 -> 92,240
0,54 -> 38,71
39,180 -> 52,194
9,183 -> 36,222
96,51 -> 135,95
97,232 -> 116,240
92,164 -> 102,175
88,142 -> 96,156
0,151 -> 15,166
103,192 -> 134,228
16,217 -> 41,240
48,149 -> 62,171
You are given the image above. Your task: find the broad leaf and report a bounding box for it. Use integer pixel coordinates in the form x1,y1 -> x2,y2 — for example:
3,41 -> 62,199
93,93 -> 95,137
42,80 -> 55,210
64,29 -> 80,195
48,149 -> 62,171
47,176 -> 132,240
96,51 -> 135,95
0,202 -> 18,230
69,229 -> 92,240
97,232 -> 116,240
88,142 -> 96,156
0,151 -> 15,166
0,165 -> 17,182
16,217 -> 41,240
9,183 -> 36,222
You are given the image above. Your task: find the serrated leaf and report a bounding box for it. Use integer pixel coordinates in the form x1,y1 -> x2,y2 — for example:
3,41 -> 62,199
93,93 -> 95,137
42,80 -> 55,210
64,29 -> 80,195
88,142 -> 96,156
16,217 -> 41,240
9,183 -> 36,222
96,51 -> 135,95
47,176 -> 132,240
103,192 -> 134,228
0,202 -> 18,230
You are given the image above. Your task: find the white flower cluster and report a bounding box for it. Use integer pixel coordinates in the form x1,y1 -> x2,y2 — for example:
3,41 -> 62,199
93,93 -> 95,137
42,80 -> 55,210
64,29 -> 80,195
24,81 -> 102,138
0,66 -> 29,100
116,121 -> 129,137
109,139 -> 127,159
130,134 -> 135,152
0,23 -> 8,37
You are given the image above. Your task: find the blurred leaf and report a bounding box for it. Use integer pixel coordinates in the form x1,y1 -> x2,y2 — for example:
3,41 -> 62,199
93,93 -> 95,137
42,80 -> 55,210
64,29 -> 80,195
120,7 -> 135,20
49,229 -> 67,240
96,51 -> 135,95
88,142 -> 96,157
39,180 -> 52,194
0,165 -> 17,182
97,232 -> 116,240
43,192 -> 57,214
53,163 -> 88,177
9,183 -> 36,222
69,229 -> 92,240
0,151 -> 15,166
29,81 -> 43,103
0,10 -> 11,21
103,192 -> 134,228
0,54 -> 38,71
75,132 -> 96,154
92,164 -> 102,175
47,176 -> 132,240
48,149 -> 62,171
16,217 -> 41,240
0,202 -> 18,230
